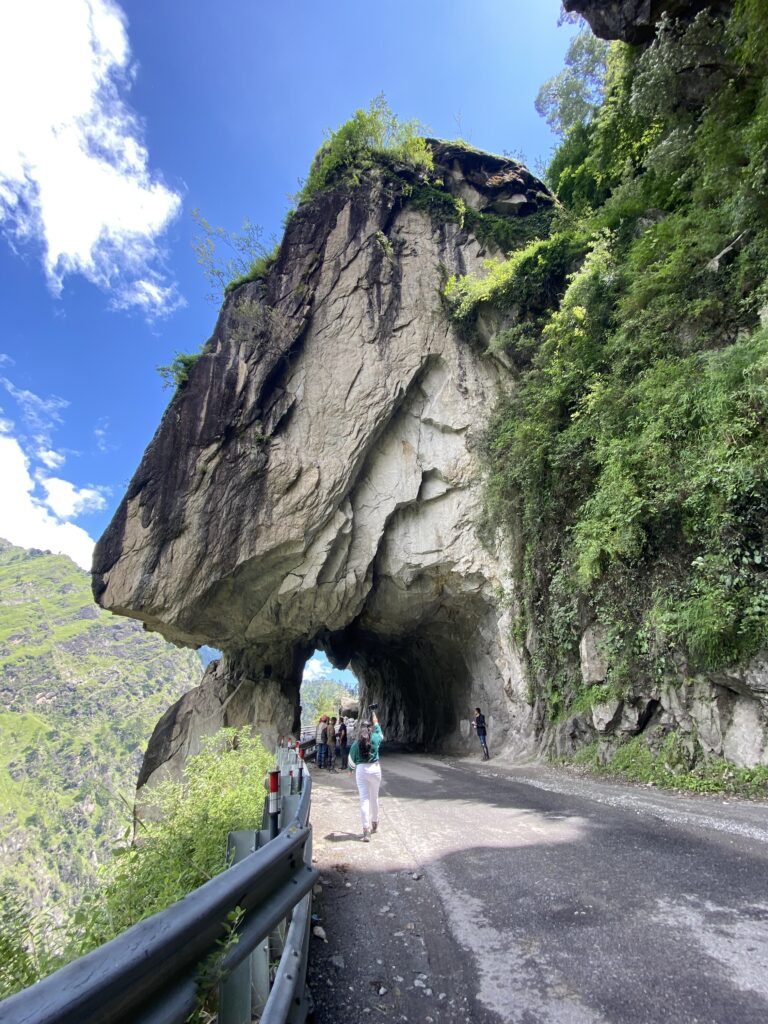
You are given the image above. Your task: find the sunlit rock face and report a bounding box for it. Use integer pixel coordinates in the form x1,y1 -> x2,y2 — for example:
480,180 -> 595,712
94,144 -> 552,787
563,0 -> 732,44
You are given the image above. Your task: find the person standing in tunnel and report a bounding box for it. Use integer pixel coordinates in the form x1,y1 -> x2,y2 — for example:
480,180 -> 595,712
473,707 -> 490,760
347,707 -> 384,842
327,716 -> 338,771
316,715 -> 329,768
337,716 -> 349,769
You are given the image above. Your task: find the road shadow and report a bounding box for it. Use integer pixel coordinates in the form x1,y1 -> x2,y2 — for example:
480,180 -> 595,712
322,831 -> 362,843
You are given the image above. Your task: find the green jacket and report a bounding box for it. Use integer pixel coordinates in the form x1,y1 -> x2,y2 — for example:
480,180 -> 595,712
348,723 -> 384,766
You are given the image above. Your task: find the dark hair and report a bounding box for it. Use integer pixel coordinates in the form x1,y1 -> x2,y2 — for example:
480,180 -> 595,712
358,721 -> 372,761
475,707 -> 481,714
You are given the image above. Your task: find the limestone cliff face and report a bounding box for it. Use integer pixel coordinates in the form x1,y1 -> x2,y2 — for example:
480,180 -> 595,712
94,145 -> 552,786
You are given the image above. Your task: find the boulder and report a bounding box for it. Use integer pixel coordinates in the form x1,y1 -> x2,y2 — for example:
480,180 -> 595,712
579,626 -> 609,684
592,699 -> 623,735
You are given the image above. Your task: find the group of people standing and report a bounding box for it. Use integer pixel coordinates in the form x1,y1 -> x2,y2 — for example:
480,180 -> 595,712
315,714 -> 350,770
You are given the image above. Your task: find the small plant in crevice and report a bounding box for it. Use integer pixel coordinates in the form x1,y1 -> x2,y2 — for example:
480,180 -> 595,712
192,209 -> 279,302
374,230 -> 394,261
157,351 -> 203,390
225,243 -> 281,295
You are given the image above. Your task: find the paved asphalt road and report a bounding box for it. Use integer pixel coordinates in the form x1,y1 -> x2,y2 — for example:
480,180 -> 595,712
305,753 -> 768,1024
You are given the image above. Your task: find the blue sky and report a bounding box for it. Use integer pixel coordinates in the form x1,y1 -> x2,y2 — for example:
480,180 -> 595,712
0,0 -> 574,586
302,651 -> 358,690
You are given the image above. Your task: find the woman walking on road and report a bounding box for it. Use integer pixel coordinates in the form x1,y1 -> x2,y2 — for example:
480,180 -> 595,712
347,709 -> 384,842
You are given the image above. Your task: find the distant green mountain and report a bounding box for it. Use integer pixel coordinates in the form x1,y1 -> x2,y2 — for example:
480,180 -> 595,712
0,540 -> 202,912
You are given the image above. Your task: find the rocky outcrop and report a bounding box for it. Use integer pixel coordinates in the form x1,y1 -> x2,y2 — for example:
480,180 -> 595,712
94,144 -> 551,787
572,648 -> 768,767
563,0 -> 733,44
94,133 -> 768,788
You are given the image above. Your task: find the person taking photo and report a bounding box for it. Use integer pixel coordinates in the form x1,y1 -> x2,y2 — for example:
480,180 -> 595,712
347,706 -> 384,842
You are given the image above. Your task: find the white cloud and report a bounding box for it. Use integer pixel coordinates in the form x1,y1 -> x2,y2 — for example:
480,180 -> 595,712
0,433 -> 95,569
37,447 -> 66,470
39,476 -> 108,518
1,377 -> 67,441
302,656 -> 328,682
93,417 -> 112,453
0,0 -> 183,316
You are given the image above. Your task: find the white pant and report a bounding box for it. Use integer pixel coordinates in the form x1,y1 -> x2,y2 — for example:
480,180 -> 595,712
355,762 -> 381,830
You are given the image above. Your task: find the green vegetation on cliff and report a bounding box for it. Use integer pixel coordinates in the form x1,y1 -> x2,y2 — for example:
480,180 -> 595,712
0,540 -> 201,911
446,4 -> 768,725
297,94 -> 433,205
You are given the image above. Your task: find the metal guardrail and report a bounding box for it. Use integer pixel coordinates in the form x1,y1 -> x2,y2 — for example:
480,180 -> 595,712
0,759 -> 318,1024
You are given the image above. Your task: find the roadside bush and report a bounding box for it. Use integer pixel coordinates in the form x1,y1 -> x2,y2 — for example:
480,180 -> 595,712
0,728 -> 272,998
564,734 -> 768,797
69,728 -> 272,952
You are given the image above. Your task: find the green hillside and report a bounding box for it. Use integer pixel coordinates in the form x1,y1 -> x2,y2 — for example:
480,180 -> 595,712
0,540 -> 202,911
444,4 -> 768,736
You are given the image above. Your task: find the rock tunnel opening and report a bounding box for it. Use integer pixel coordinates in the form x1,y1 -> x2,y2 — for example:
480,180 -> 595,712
351,632 -> 472,749
313,584 -> 494,752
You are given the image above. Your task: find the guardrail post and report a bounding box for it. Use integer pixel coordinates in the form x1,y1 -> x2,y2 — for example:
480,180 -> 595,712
219,831 -> 257,1024
268,769 -> 281,840
288,823 -> 313,1024
252,829 -> 273,1015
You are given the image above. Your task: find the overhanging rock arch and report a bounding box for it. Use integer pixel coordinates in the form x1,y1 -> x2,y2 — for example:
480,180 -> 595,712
93,144 -> 551,790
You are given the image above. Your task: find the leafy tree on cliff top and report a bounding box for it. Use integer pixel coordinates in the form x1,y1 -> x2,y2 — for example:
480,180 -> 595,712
535,27 -> 609,137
